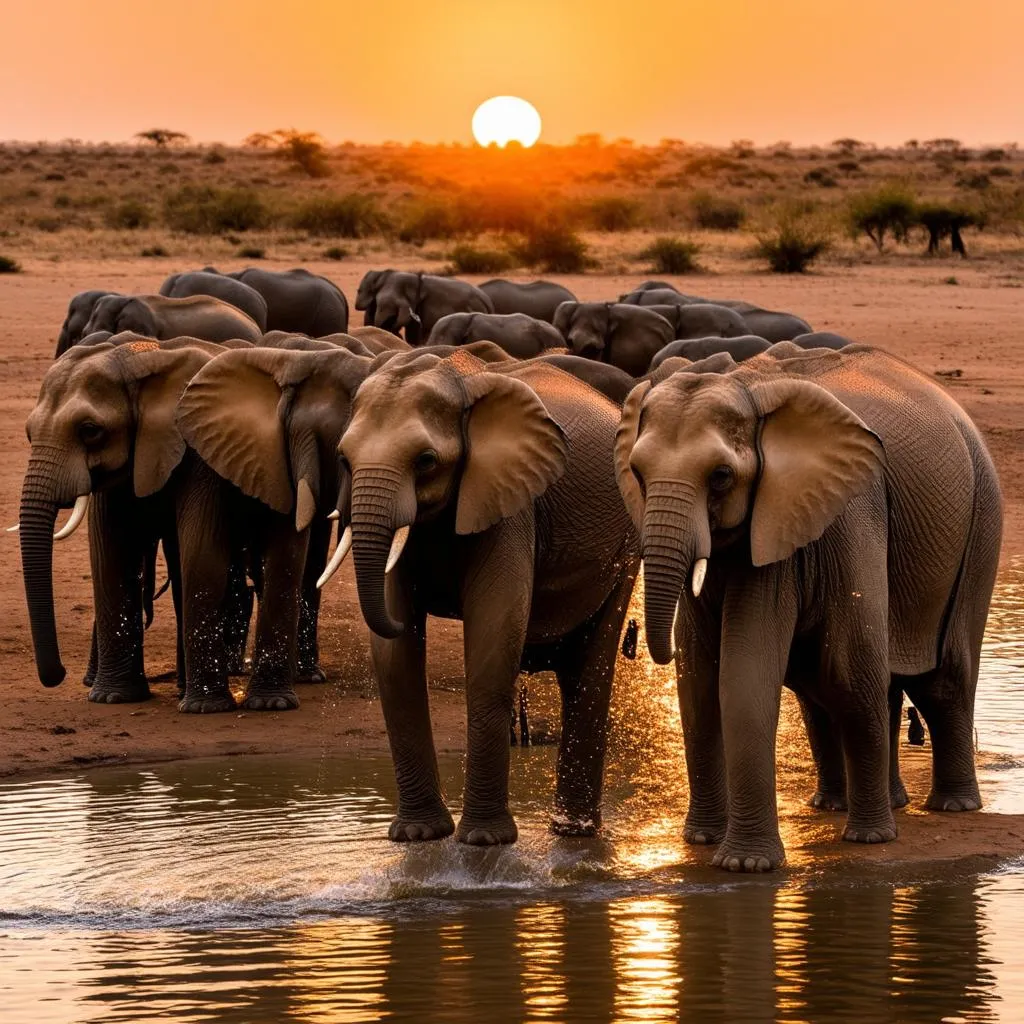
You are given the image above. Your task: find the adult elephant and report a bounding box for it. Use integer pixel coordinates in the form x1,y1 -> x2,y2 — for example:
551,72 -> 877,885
553,301 -> 673,376
55,290 -> 119,356
644,303 -> 750,340
347,325 -> 413,354
614,346 -> 1001,871
649,335 -> 771,370
427,312 -> 563,357
220,267 -> 349,336
478,279 -> 577,322
793,331 -> 853,350
160,270 -> 269,331
710,300 -> 811,343
619,281 -> 703,303
354,270 -> 493,343
82,295 -> 263,344
621,287 -> 704,308
321,351 -> 640,845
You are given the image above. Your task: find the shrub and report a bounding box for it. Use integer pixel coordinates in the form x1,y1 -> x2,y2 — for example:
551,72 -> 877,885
0,255 -> 22,273
140,245 -> 169,257
105,199 -> 153,230
989,165 -> 1014,178
238,246 -> 265,259
689,191 -> 745,230
397,197 -> 464,243
847,185 -> 917,250
43,172 -> 66,181
836,160 -> 861,173
804,167 -> 838,187
980,148 -> 1007,161
203,147 -> 227,165
290,194 -> 383,237
957,172 -> 991,190
447,244 -> 516,275
135,129 -> 190,148
512,223 -> 591,273
586,196 -> 641,231
637,236 -> 702,274
163,186 -> 269,234
322,246 -> 348,260
32,216 -> 64,233
755,209 -> 830,273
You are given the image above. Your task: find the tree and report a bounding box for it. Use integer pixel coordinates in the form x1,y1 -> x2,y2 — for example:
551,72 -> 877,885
135,129 -> 190,148
245,129 -> 330,177
847,186 -> 918,251
832,138 -> 868,153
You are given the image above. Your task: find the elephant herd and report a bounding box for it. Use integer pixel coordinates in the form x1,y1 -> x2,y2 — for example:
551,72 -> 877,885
17,262 -> 1001,871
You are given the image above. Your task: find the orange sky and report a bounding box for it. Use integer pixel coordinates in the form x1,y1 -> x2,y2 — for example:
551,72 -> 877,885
2,0 -> 1022,146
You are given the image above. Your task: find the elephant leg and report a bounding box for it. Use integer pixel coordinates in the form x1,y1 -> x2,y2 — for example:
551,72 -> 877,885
799,697 -> 847,812
888,683 -> 909,808
552,569 -> 635,837
160,525 -> 186,695
296,517 -> 331,684
83,622 -> 98,687
222,556 -> 253,676
87,487 -> 149,704
373,576 -> 453,842
243,515 -> 308,711
519,681 -> 530,747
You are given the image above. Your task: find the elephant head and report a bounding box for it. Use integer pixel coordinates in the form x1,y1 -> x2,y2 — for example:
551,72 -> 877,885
614,369 -> 885,664
177,346 -> 373,534
83,296 -> 160,339
56,290 -> 118,357
337,352 -> 568,638
553,301 -> 613,360
20,340 -> 213,687
369,272 -> 424,342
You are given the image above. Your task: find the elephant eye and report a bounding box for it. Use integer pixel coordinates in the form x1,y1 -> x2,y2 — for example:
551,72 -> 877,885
709,465 -> 734,492
414,450 -> 439,475
78,421 -> 105,446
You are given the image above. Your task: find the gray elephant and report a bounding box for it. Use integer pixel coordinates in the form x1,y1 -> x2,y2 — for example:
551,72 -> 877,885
354,270 -> 494,343
479,279 -> 577,322
317,350 -> 639,845
427,312 -> 564,357
83,294 -> 263,343
615,345 -> 1001,871
622,287 -> 703,308
792,331 -> 853,350
619,281 -> 704,304
214,267 -> 349,336
650,335 -> 771,369
712,300 -> 812,342
553,301 -> 674,376
644,303 -> 750,340
56,290 -> 119,356
160,271 -> 269,331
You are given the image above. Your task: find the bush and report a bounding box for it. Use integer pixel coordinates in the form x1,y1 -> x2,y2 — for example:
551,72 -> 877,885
140,245 -> 169,257
447,244 -> 516,275
689,191 -> 745,230
290,194 -> 383,237
586,196 -> 642,231
0,255 -> 22,273
237,246 -> 265,259
105,199 -> 153,230
512,223 -> 591,273
957,172 -> 991,191
203,147 -> 227,165
804,167 -> 838,188
397,198 -> 464,243
322,246 -> 348,261
163,186 -> 269,234
847,185 -> 917,250
755,209 -> 830,273
637,236 -> 702,274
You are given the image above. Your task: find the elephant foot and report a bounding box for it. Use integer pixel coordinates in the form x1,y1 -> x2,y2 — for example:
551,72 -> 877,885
178,689 -> 237,714
87,680 -> 151,704
296,663 -> 327,685
809,790 -> 848,812
456,811 -> 519,846
82,672 -> 96,688
241,686 -> 300,711
925,787 -> 981,812
711,832 -> 785,872
551,810 -> 601,837
684,822 -> 727,845
890,780 -> 910,809
388,812 -> 455,843
842,820 -> 898,844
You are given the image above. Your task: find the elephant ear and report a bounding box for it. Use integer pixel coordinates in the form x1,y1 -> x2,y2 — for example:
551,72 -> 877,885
552,302 -> 575,339
118,341 -> 212,498
454,370 -> 569,535
748,378 -> 885,566
613,379 -> 651,532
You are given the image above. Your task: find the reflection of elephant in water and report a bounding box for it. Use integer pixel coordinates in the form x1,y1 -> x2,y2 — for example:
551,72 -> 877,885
355,270 -> 494,342
159,270 -> 269,331
553,301 -> 674,376
82,294 -> 263,343
215,266 -> 349,336
644,303 -> 749,340
331,352 -> 640,845
615,346 -> 1000,871
55,290 -> 119,356
427,312 -> 564,357
650,335 -> 771,369
478,278 -> 577,322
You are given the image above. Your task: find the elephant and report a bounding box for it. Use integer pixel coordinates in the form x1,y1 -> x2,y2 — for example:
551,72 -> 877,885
553,301 -> 674,376
215,267 -> 349,336
354,269 -> 494,343
649,335 -> 772,370
56,290 -> 119,356
369,340 -> 513,373
793,331 -> 854,350
324,350 -> 640,845
614,345 -> 1001,871
619,281 -> 704,304
478,279 -> 577,322
347,325 -> 413,354
621,288 -> 702,308
644,303 -> 750,340
160,270 -> 269,331
260,331 -> 377,358
710,300 -> 812,343
427,312 -> 564,357
533,354 -> 635,406
82,294 -> 263,344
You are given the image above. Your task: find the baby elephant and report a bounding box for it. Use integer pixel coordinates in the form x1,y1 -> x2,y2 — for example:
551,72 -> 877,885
427,312 -> 564,357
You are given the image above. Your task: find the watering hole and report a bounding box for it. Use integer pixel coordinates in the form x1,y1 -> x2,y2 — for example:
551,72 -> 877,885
0,558 -> 1021,1022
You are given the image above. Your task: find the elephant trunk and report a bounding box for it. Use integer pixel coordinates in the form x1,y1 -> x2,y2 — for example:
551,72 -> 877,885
641,481 -> 709,665
349,468 -> 413,639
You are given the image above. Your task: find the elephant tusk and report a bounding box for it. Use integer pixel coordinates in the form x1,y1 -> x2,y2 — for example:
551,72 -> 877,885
6,524 -> 19,533
670,598 -> 680,659
54,494 -> 89,541
327,509 -> 340,520
691,558 -> 708,598
316,526 -> 352,590
385,525 -> 410,575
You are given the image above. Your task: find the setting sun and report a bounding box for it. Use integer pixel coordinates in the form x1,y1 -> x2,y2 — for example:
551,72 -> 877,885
471,96 -> 542,148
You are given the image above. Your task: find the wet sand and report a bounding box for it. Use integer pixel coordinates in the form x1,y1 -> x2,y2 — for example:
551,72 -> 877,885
1,257 -> 1022,868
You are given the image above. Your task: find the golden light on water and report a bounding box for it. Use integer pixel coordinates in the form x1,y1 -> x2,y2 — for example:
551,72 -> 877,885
471,96 -> 542,148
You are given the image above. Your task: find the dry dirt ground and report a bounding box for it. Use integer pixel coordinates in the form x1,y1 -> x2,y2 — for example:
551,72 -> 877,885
0,256 -> 1021,868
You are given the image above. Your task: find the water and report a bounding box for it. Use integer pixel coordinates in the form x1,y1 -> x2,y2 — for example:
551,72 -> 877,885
0,559 -> 1020,1023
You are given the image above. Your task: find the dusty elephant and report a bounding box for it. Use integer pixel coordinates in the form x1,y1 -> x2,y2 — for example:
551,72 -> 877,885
427,312 -> 564,357
478,279 -> 577,322
553,301 -> 674,376
82,294 -> 263,343
160,270 -> 269,331
615,345 -> 1000,871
